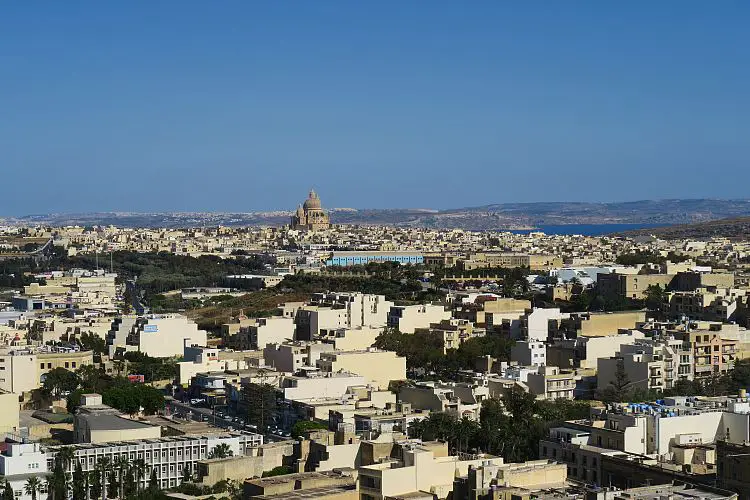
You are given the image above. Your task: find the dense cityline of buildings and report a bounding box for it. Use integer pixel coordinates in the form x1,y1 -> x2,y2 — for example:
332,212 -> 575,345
1,192 -> 750,499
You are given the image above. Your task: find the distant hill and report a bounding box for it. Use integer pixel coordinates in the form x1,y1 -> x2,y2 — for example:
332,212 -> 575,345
616,216 -> 750,240
4,198 -> 750,230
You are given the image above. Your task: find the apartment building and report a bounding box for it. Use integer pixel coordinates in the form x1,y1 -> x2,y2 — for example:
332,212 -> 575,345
296,293 -> 394,340
263,342 -> 335,373
546,330 -> 645,369
452,460 -> 567,500
415,319 -> 484,353
0,430 -> 263,500
673,271 -> 735,291
458,253 -> 562,271
597,272 -> 675,300
675,328 -> 738,379
520,307 -> 570,342
316,349 -> 406,390
387,304 -> 451,334
317,326 -> 381,351
358,441 -> 504,500
0,348 -> 94,394
552,311 -> 647,339
224,316 -> 295,350
107,314 -> 208,358
526,366 -> 576,400
664,287 -> 749,322
399,381 -> 489,420
0,390 -> 20,433
279,370 -> 368,401
598,339 -> 693,392
511,340 -> 546,366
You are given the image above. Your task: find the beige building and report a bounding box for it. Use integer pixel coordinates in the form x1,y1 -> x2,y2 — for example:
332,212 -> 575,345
0,391 -> 20,434
318,326 -> 382,351
290,190 -> 331,231
416,319 -> 484,353
107,314 -> 208,358
459,253 -> 562,271
296,293 -> 394,340
358,441 -> 504,500
316,349 -> 406,390
546,331 -> 645,369
526,366 -> 575,400
0,352 -> 38,395
597,272 -> 675,300
244,471 -> 356,499
73,393 -> 161,444
553,311 -> 647,338
0,349 -> 94,395
224,316 -> 295,350
387,304 -> 451,334
452,460 -> 567,500
598,339 -> 693,392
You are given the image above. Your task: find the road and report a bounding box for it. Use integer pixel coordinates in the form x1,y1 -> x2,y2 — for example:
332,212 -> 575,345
164,397 -> 288,442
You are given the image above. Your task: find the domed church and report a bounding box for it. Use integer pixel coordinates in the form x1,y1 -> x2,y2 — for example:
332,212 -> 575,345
290,190 -> 331,231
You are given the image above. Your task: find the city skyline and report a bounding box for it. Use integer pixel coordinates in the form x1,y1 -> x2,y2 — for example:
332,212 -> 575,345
2,1 -> 749,214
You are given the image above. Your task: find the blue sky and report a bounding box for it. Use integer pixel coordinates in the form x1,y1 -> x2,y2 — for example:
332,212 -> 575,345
1,2 -> 748,214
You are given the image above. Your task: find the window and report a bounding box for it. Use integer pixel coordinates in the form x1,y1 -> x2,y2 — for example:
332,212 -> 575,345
47,363 -> 52,368
543,446 -> 547,456
72,362 -> 77,368
65,362 -> 69,368
40,363 -> 45,369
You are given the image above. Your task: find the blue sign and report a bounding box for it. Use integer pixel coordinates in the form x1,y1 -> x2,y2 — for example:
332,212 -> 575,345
143,325 -> 158,333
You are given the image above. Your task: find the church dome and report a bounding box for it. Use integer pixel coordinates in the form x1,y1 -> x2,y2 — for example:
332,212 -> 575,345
303,190 -> 322,210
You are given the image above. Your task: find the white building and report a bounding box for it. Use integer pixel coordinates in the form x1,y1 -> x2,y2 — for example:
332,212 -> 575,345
296,293 -> 394,340
263,342 -> 335,373
279,371 -> 368,401
0,431 -> 263,499
511,340 -> 546,366
520,308 -> 570,342
107,314 -> 208,358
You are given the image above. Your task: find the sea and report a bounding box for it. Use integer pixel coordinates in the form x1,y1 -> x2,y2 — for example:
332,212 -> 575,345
509,223 -> 666,237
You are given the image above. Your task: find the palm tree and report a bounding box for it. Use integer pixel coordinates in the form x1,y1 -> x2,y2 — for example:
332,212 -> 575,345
113,455 -> 129,499
130,459 -> 146,493
56,447 -> 76,472
208,443 -> 232,459
25,477 -> 42,500
95,457 -> 111,500
43,477 -> 53,500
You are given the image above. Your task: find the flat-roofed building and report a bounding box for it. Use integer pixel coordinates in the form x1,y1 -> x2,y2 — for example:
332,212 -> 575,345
387,304 -> 451,334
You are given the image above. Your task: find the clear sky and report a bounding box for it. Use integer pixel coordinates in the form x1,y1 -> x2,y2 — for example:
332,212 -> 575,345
1,1 -> 748,214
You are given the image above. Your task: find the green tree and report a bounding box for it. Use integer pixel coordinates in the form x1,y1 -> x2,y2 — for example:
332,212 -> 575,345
51,459 -> 68,500
3,481 -> 13,500
243,383 -> 278,433
291,420 -> 327,438
72,460 -> 85,500
43,368 -> 79,399
729,358 -> 750,393
95,457 -> 111,500
131,458 -> 147,493
78,332 -> 107,355
24,477 -> 42,500
56,446 -> 76,472
262,466 -> 291,477
208,443 -> 233,459
148,469 -> 159,491
114,455 -> 129,498
644,284 -> 667,312
106,471 -> 117,499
